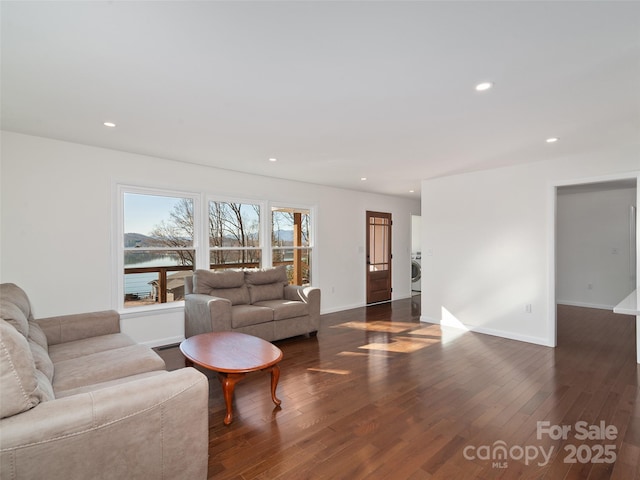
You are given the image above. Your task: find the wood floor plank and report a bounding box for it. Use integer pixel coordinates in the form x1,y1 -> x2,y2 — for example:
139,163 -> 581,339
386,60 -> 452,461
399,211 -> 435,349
157,299 -> 639,479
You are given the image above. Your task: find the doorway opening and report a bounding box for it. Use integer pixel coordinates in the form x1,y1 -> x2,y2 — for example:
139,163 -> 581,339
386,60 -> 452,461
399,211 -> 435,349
554,177 -> 637,352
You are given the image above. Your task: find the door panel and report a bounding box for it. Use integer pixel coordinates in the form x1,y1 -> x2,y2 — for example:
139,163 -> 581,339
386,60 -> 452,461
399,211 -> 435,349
366,211 -> 392,304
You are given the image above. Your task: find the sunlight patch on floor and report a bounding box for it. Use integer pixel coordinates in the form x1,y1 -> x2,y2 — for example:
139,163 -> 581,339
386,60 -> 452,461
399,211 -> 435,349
332,321 -> 414,333
307,367 -> 351,375
337,351 -> 369,357
407,325 -> 442,337
359,336 -> 439,353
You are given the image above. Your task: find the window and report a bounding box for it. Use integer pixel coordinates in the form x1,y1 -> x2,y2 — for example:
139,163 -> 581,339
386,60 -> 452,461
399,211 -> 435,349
122,190 -> 197,308
209,201 -> 262,269
272,206 -> 312,285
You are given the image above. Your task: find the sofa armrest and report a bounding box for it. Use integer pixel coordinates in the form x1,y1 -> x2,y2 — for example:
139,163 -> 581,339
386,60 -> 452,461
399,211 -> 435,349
35,310 -> 121,346
0,368 -> 209,480
184,294 -> 233,338
284,285 -> 320,308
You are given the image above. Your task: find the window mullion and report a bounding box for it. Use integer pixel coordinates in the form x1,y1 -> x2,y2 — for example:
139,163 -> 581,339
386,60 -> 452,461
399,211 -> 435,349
263,202 -> 272,268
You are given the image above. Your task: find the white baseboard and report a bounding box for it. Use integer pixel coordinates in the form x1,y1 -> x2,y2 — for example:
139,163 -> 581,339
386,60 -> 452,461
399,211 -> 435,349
556,300 -> 614,311
142,335 -> 184,349
420,315 -> 552,347
321,302 -> 365,315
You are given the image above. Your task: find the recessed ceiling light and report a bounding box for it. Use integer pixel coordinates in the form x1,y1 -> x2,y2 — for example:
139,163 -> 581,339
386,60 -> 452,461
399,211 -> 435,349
268,157 -> 277,162
360,177 -> 367,181
103,122 -> 116,128
409,190 -> 415,193
475,82 -> 493,92
546,137 -> 559,143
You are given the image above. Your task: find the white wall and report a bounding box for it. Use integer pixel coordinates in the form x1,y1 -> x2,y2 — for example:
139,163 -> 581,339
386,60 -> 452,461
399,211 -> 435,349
556,185 -> 637,309
0,131 -> 420,345
420,149 -> 639,348
411,214 -> 421,253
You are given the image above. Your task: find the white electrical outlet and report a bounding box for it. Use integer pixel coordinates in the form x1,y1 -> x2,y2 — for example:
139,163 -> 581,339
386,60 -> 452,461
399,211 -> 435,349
525,304 -> 532,313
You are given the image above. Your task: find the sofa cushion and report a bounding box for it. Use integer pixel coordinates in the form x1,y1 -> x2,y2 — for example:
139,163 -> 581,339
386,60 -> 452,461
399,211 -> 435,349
47,333 -> 136,363
244,266 -> 288,285
54,370 -> 166,398
28,339 -> 54,382
0,320 -> 46,419
34,368 -> 55,402
254,300 -> 310,321
248,283 -> 284,303
193,269 -> 245,292
0,283 -> 34,339
230,305 -> 274,328
1,298 -> 30,338
52,344 -> 166,393
28,322 -> 48,351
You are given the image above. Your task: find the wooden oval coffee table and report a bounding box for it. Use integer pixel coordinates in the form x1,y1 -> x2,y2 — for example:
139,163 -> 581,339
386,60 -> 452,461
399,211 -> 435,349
180,331 -> 283,425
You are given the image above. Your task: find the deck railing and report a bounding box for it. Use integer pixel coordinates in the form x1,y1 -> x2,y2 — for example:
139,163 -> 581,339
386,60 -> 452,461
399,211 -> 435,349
124,261 -> 304,305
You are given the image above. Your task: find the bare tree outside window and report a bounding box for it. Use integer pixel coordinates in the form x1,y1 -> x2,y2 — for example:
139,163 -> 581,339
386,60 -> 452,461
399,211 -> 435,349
209,201 -> 261,268
149,198 -> 195,265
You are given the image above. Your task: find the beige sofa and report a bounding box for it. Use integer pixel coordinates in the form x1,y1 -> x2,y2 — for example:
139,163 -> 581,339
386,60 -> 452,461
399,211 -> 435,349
184,266 -> 320,342
0,283 -> 209,480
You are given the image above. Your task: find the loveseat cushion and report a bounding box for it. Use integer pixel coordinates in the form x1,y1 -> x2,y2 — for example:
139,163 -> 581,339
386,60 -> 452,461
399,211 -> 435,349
248,283 -> 285,303
245,266 -> 288,303
208,286 -> 251,306
193,269 -> 250,305
230,305 -> 274,328
254,300 -> 309,321
193,269 -> 244,291
244,266 -> 288,285
0,320 -> 51,419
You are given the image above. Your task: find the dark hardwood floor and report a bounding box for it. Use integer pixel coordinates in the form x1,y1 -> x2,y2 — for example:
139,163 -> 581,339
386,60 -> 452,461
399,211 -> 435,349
156,298 -> 639,479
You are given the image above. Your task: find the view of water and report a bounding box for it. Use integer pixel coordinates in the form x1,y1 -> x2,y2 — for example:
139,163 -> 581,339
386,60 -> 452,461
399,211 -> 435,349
125,257 -> 181,297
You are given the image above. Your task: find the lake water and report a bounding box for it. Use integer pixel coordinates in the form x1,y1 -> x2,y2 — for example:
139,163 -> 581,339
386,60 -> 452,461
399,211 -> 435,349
125,257 -> 183,296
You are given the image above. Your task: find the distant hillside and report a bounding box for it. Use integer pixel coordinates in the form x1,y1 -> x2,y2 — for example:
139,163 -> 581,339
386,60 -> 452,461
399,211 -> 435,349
124,233 -> 161,248
125,230 -> 296,247
273,230 -> 294,242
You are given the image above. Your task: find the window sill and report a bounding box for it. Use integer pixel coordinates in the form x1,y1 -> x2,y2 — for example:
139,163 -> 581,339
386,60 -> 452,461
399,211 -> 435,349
119,301 -> 185,319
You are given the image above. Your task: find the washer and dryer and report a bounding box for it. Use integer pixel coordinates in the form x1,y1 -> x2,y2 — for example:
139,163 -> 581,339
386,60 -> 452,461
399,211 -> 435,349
411,252 -> 421,292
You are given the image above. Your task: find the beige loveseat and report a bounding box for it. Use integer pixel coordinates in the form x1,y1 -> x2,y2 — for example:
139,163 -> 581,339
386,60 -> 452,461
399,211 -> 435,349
0,283 -> 209,480
184,266 -> 320,342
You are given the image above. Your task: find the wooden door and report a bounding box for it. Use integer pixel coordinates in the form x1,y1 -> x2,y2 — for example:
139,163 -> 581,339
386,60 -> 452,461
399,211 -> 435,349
366,211 -> 392,304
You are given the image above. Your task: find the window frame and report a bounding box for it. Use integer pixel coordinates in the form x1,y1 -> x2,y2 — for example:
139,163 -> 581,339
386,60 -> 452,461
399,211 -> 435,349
270,203 -> 315,285
115,184 -> 202,312
114,185 -> 317,313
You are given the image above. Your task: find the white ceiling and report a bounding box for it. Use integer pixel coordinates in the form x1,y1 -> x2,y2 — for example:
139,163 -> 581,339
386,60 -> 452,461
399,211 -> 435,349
2,1 -> 639,199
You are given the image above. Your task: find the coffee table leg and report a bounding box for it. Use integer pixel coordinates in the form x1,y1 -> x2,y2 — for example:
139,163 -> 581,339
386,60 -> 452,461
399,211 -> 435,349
269,364 -> 282,406
218,373 -> 244,425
